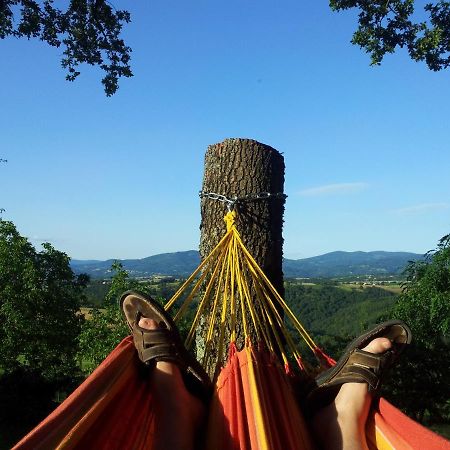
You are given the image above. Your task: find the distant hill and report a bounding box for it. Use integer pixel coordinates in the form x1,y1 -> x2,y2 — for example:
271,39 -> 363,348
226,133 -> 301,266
71,250 -> 423,278
283,251 -> 422,277
71,250 -> 201,278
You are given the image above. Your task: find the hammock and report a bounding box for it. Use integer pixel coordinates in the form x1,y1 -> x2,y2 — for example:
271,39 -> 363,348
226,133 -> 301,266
14,211 -> 449,450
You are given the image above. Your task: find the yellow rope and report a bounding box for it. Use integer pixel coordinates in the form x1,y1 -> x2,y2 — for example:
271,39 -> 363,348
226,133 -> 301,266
236,231 -> 318,351
167,210 -> 328,377
229,229 -> 237,343
203,244 -> 229,368
185,238 -> 229,348
165,229 -> 232,312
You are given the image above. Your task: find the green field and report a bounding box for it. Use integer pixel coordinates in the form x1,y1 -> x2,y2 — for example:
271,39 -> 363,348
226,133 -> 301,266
339,283 -> 403,294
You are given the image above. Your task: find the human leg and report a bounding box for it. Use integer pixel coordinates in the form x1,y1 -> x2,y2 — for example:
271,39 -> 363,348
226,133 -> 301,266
307,321 -> 411,450
139,318 -> 206,450
311,338 -> 391,450
120,292 -> 211,450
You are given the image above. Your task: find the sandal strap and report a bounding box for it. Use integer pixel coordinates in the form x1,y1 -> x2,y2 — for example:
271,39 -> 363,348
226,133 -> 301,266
121,292 -> 212,399
333,349 -> 388,390
132,328 -> 185,365
348,349 -> 382,369
141,343 -> 184,365
133,328 -> 176,345
304,320 -> 411,414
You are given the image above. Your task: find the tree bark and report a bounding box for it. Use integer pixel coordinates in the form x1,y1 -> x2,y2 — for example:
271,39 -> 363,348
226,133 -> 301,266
198,138 -> 285,368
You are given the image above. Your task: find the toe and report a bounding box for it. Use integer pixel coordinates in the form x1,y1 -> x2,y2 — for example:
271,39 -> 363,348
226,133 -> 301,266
361,337 -> 392,354
139,317 -> 159,330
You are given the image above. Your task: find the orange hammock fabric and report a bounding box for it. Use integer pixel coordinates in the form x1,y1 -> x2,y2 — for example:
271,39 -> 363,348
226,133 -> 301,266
13,336 -> 449,450
206,343 -> 314,450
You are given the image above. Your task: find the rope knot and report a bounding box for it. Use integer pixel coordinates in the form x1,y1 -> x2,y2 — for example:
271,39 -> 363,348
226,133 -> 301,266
224,210 -> 237,231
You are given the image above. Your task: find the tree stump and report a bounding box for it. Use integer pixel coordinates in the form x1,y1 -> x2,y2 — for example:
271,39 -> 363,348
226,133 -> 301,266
198,138 -> 285,370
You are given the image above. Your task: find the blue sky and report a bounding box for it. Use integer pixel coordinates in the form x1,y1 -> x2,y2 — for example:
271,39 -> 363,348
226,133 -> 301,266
1,1 -> 449,260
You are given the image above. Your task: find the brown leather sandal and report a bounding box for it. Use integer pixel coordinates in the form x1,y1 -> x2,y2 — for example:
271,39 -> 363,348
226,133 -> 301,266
306,320 -> 412,411
120,291 -> 211,397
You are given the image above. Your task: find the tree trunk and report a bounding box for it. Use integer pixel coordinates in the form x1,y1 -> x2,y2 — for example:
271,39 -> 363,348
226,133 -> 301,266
198,138 -> 285,368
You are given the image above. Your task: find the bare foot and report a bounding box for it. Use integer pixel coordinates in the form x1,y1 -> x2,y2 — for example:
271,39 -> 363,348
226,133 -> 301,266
311,337 -> 392,450
139,317 -> 206,450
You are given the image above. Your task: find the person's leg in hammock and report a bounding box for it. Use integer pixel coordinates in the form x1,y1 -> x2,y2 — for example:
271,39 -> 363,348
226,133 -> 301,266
139,317 -> 206,450
307,320 -> 411,450
311,337 -> 392,450
121,291 -> 211,450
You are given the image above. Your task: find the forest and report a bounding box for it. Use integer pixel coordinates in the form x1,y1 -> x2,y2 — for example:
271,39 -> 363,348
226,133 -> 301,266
0,220 -> 449,448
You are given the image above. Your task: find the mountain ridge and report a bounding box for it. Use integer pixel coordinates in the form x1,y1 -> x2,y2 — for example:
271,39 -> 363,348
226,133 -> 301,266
71,250 -> 423,278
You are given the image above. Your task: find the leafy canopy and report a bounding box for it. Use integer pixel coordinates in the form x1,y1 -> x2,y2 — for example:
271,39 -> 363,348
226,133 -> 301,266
0,0 -> 132,95
394,233 -> 450,344
0,220 -> 88,381
1,2 -> 448,97
385,234 -> 450,424
77,261 -> 149,374
332,0 -> 450,70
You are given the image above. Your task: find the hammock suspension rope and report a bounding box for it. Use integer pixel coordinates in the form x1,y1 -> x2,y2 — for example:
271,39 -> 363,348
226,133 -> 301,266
164,204 -> 335,379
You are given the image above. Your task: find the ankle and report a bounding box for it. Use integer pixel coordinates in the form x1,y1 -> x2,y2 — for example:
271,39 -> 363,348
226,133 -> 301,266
334,383 -> 370,416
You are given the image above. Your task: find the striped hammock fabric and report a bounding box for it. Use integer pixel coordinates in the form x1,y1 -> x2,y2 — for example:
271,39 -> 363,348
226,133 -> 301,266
13,336 -> 448,449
